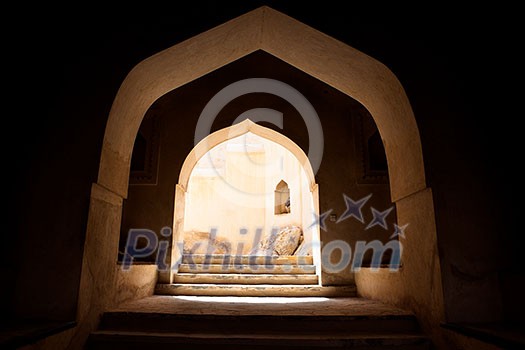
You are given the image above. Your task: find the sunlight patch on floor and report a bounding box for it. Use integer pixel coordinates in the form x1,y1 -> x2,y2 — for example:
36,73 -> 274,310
173,296 -> 330,304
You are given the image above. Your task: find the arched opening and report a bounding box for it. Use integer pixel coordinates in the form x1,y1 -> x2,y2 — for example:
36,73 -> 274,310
73,6 -> 444,349
171,120 -> 322,285
274,180 -> 291,215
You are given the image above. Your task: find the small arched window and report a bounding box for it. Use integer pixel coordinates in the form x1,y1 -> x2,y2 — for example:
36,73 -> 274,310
275,180 -> 290,215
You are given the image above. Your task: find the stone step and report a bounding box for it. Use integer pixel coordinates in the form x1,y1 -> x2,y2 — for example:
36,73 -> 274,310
178,263 -> 316,274
155,283 -> 356,297
97,309 -> 420,335
173,273 -> 319,285
90,296 -> 430,349
87,330 -> 431,349
182,254 -> 313,265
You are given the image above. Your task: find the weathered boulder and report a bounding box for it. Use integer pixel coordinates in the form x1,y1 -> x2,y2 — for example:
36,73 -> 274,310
250,226 -> 303,256
183,231 -> 231,255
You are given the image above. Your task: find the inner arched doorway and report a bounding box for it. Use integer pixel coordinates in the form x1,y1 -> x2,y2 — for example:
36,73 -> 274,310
170,119 -> 322,285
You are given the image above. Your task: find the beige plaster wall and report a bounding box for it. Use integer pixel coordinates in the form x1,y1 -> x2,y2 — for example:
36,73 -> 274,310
114,264 -> 158,306
184,133 -> 310,254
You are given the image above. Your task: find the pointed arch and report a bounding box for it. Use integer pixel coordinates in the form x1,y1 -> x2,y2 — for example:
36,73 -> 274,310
97,6 -> 424,202
78,7 -> 444,347
274,179 -> 291,215
178,119 -> 316,191
171,120 -> 322,282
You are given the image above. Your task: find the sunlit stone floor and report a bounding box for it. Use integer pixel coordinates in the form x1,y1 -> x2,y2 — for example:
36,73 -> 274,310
110,295 -> 412,317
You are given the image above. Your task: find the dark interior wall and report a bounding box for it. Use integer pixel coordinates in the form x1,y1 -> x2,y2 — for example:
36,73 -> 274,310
383,21 -> 522,323
120,52 -> 395,285
5,2 -> 520,325
5,18 -> 136,321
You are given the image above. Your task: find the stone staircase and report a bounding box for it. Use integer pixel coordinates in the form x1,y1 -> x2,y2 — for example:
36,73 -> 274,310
86,296 -> 432,349
86,255 -> 431,348
155,254 -> 356,297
